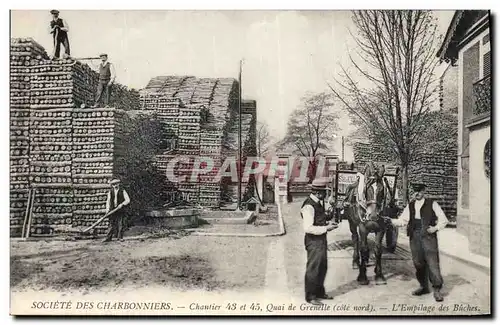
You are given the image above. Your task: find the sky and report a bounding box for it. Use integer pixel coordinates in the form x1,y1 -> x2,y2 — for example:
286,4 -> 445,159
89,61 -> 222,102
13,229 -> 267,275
11,10 -> 455,161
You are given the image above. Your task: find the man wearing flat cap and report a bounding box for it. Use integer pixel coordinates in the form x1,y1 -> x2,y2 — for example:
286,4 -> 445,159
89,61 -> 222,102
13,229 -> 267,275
391,182 -> 448,302
93,53 -> 116,108
301,178 -> 339,305
104,179 -> 130,242
48,10 -> 70,59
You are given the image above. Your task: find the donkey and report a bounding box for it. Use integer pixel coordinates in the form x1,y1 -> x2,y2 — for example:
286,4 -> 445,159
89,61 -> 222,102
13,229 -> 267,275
342,162 -> 394,285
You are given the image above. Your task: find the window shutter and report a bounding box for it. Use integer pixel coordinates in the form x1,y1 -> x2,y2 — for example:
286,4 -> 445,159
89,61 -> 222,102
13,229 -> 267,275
483,51 -> 491,78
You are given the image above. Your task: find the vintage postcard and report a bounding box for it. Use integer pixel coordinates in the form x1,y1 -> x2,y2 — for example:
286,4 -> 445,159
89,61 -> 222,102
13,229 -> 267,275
9,9 -> 491,316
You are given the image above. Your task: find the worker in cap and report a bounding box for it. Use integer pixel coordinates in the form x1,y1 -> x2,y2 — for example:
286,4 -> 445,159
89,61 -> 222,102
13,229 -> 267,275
391,182 -> 448,302
103,178 -> 130,242
93,53 -> 116,108
301,178 -> 338,305
48,10 -> 70,59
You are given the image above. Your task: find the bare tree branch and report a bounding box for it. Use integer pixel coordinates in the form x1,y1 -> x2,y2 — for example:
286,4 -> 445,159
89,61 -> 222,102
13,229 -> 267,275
328,10 -> 441,202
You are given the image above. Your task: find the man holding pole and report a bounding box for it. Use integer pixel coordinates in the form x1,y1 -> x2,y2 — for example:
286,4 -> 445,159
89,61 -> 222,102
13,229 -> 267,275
103,179 -> 130,242
48,10 -> 70,59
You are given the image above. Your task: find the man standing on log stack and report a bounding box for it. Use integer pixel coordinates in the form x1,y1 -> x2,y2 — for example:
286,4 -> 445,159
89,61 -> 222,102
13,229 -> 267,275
48,10 -> 70,59
301,178 -> 339,305
391,183 -> 448,302
93,53 -> 116,108
104,179 -> 130,242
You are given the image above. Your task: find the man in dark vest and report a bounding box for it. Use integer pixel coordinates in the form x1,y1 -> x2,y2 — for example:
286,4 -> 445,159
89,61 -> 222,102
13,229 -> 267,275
93,53 -> 116,107
48,10 -> 70,59
104,179 -> 130,242
301,178 -> 339,305
391,183 -> 448,302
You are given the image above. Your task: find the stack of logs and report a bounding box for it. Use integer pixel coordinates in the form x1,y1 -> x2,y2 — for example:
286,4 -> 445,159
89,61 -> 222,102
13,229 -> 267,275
10,38 -> 47,236
353,139 -> 458,217
29,108 -> 73,235
199,130 -> 223,208
140,75 -> 257,209
71,108 -> 127,232
9,37 -> 139,236
177,104 -> 201,201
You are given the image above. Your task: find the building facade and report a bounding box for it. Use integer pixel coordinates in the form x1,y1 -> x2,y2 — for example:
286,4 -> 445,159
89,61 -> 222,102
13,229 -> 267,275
437,10 -> 491,257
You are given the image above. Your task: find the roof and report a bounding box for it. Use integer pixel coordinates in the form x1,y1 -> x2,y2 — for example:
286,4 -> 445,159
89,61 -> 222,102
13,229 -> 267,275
437,10 -> 490,63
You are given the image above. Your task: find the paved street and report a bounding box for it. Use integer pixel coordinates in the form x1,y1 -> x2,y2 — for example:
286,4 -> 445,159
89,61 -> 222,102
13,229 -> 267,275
267,199 -> 491,315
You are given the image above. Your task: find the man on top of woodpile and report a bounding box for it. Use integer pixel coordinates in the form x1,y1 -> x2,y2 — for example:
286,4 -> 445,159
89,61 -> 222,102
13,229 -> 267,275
48,10 -> 70,59
301,178 -> 339,305
391,182 -> 448,302
93,53 -> 116,108
103,179 -> 130,242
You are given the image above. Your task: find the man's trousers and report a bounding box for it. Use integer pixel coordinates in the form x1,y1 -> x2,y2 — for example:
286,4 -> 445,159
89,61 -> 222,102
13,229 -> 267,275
53,35 -> 70,58
105,212 -> 124,241
95,80 -> 111,107
409,225 -> 444,290
304,234 -> 328,301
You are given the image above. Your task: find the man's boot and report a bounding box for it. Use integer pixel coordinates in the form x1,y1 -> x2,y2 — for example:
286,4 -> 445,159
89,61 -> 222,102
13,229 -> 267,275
433,289 -> 444,302
412,287 -> 430,296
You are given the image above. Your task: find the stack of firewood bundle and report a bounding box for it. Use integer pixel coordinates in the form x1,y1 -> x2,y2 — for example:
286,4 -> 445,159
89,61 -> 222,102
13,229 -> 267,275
174,76 -> 198,103
110,84 -> 141,111
29,59 -> 79,109
199,130 -> 224,208
190,78 -> 216,105
209,79 -> 238,129
177,104 -> 201,202
408,150 -> 458,217
29,56 -> 140,110
177,104 -> 201,155
154,95 -> 181,138
71,108 -> 127,233
141,75 -> 245,208
28,108 -> 73,235
10,38 -> 48,236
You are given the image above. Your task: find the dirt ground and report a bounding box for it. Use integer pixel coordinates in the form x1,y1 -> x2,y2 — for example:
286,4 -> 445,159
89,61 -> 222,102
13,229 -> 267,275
11,229 -> 273,294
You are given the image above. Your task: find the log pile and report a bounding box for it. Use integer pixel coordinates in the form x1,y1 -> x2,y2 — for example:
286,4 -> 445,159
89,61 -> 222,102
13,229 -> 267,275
9,37 -> 146,236
352,109 -> 458,217
10,38 -> 48,237
71,108 -> 127,232
199,129 -> 223,208
28,108 -> 73,235
141,76 -> 246,209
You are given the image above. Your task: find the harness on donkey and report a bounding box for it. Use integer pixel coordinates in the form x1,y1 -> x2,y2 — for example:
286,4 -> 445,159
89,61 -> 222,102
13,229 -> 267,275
342,162 -> 399,285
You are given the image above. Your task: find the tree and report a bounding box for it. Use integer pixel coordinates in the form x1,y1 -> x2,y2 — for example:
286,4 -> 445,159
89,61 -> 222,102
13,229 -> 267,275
278,92 -> 339,178
328,10 -> 442,204
256,121 -> 273,157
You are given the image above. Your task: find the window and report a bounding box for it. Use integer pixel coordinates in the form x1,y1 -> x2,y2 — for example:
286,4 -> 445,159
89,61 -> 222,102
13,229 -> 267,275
480,31 -> 491,79
484,139 -> 491,179
483,51 -> 491,78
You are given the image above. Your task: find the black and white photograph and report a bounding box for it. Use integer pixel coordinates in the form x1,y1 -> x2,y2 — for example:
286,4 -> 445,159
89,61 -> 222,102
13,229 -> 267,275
8,9 -> 491,316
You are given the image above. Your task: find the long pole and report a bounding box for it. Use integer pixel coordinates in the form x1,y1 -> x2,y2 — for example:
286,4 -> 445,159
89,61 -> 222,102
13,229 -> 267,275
342,136 -> 345,162
237,59 -> 243,210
